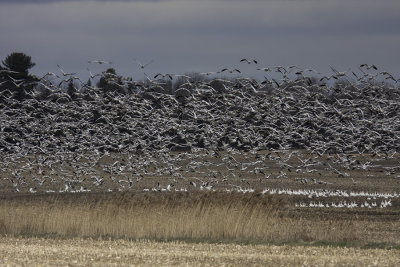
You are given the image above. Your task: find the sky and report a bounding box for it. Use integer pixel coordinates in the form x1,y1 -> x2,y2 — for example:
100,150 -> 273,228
1,0 -> 399,82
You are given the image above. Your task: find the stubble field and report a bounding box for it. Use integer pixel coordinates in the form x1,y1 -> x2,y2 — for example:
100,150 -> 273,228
1,236 -> 400,266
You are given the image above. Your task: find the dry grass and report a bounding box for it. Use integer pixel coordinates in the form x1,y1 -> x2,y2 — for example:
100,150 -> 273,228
0,191 -> 359,244
1,236 -> 399,266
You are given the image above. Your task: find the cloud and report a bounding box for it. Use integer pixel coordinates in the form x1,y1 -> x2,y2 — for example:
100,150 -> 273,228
1,0 -> 399,80
0,0 -> 311,3
0,0 -> 169,3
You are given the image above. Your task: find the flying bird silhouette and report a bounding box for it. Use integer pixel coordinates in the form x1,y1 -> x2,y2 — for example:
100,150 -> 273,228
134,58 -> 154,69
240,58 -> 258,64
219,68 -> 241,74
88,60 -> 112,64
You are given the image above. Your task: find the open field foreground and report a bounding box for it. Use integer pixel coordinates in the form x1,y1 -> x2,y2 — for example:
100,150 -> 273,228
1,236 -> 400,266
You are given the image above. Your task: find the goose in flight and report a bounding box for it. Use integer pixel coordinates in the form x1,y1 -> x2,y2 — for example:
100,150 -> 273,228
381,72 -> 398,82
261,77 -> 273,85
240,58 -> 258,64
88,60 -> 112,64
219,68 -> 241,74
154,73 -> 173,80
256,67 -> 271,72
319,75 -> 339,82
330,66 -> 349,78
58,76 -> 83,87
87,68 -> 101,79
360,64 -> 377,70
57,64 -> 77,76
174,74 -> 193,80
0,69 -> 20,74
7,75 -> 25,88
134,58 -> 153,69
39,72 -> 60,80
272,78 -> 281,88
144,73 -> 166,85
274,66 -> 288,74
200,71 -> 218,76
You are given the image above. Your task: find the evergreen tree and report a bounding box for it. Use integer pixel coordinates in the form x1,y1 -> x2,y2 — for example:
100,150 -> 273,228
2,52 -> 35,74
0,52 -> 38,100
96,68 -> 125,95
67,80 -> 77,99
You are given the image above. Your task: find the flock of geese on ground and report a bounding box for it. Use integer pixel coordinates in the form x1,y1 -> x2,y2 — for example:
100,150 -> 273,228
0,60 -> 399,208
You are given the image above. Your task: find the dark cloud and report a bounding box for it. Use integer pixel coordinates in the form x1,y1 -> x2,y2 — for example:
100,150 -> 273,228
0,0 -> 308,3
0,0 -> 168,3
1,0 -> 399,80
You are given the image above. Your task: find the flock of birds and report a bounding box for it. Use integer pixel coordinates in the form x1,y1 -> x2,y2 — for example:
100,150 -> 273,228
0,59 -> 399,209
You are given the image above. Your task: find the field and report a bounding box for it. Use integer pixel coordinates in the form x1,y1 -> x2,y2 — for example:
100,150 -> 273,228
1,237 -> 400,266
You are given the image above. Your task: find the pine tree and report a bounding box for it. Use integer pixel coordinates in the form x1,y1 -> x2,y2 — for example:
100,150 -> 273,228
1,52 -> 38,100
2,52 -> 35,74
67,80 -> 76,98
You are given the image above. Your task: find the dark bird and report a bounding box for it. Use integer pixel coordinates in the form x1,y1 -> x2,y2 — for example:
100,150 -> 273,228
360,64 -> 377,70
154,73 -> 173,80
256,67 -> 271,72
88,60 -> 112,64
240,58 -> 258,64
219,68 -> 241,74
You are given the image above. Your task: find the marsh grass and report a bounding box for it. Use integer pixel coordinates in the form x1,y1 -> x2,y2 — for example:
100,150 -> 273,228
0,191 -> 359,243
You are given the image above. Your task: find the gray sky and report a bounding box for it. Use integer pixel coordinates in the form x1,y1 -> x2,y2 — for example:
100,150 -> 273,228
1,0 -> 399,81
